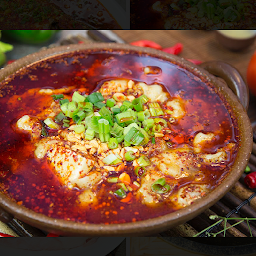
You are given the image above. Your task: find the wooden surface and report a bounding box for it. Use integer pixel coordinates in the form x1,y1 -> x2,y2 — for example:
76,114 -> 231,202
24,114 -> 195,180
115,30 -> 256,121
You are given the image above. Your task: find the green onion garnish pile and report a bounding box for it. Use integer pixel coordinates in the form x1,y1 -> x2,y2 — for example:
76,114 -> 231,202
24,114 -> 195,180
45,91 -> 168,147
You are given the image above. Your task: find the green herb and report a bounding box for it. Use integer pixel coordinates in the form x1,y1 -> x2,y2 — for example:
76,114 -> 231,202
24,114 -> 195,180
125,151 -> 136,161
98,118 -> 111,142
106,98 -> 116,108
137,155 -> 151,167
74,124 -> 85,134
72,91 -> 86,103
107,177 -> 118,183
108,137 -> 118,149
134,166 -> 146,178
114,188 -> 126,198
245,166 -> 251,174
194,215 -> 256,237
103,154 -> 122,165
151,178 -> 170,194
59,98 -> 69,105
85,129 -> 95,140
54,112 -> 66,122
51,94 -> 64,100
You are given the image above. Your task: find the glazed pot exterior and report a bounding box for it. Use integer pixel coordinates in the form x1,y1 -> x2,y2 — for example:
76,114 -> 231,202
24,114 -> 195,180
0,43 -> 252,236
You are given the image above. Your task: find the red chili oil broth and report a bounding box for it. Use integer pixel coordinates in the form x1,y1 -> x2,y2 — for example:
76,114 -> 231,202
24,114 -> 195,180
0,50 -> 239,224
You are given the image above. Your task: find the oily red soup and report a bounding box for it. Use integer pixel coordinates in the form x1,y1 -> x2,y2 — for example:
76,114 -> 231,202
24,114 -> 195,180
0,50 -> 239,224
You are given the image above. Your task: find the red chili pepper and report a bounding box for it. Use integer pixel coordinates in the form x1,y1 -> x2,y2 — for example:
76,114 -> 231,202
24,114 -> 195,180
244,172 -> 256,189
47,233 -> 59,237
187,59 -> 203,65
7,60 -> 16,65
0,232 -> 14,237
130,40 -> 162,50
162,43 -> 183,55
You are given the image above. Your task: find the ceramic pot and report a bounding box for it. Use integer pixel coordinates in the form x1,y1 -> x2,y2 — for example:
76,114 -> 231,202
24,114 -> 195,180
0,43 -> 252,236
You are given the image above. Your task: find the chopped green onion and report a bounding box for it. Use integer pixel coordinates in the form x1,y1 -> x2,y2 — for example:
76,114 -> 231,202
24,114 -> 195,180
85,129 -> 95,140
44,118 -> 60,129
134,166 -> 146,178
123,123 -> 140,136
68,101 -> 77,112
137,111 -> 147,122
113,93 -> 126,102
55,112 -> 66,122
152,137 -> 156,144
133,181 -> 140,187
116,110 -> 136,124
94,102 -> 106,109
143,118 -> 154,130
138,128 -> 150,145
72,91 -> 86,103
132,97 -> 144,112
151,178 -> 170,194
107,177 -> 118,183
119,183 -> 128,192
112,158 -> 123,165
99,106 -> 113,126
111,107 -> 121,115
103,154 -> 119,165
139,95 -> 149,104
154,118 -> 167,127
86,92 -> 104,104
51,94 -> 64,100
98,118 -> 110,142
41,126 -> 48,137
116,135 -> 124,143
124,127 -> 145,146
149,102 -> 164,116
110,123 -> 124,137
63,119 -> 70,128
125,151 -> 136,161
153,124 -> 162,133
87,116 -> 100,133
61,101 -> 78,118
124,140 -> 131,147
137,156 -> 151,167
78,102 -> 93,112
60,102 -> 69,114
73,110 -> 86,123
108,137 -> 118,149
59,98 -> 69,105
114,188 -> 126,198
74,124 -> 85,134
120,100 -> 133,112
106,98 -> 116,108
245,166 -> 251,173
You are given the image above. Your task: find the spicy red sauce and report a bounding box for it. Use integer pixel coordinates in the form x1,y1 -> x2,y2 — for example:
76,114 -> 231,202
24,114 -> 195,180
0,50 -> 239,224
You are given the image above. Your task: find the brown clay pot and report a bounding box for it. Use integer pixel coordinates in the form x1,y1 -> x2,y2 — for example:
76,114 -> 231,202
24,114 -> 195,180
0,43 -> 252,236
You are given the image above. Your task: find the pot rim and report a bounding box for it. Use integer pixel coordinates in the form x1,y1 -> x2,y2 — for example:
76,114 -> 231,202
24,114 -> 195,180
0,43 -> 253,236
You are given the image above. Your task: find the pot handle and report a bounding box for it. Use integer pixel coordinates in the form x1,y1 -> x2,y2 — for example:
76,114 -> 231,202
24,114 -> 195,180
0,206 -> 13,223
199,61 -> 249,111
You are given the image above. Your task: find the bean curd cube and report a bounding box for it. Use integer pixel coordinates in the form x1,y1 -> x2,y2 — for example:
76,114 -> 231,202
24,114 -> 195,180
166,99 -> 185,119
193,132 -> 215,153
128,80 -> 135,89
173,184 -> 209,207
200,151 -> 227,163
